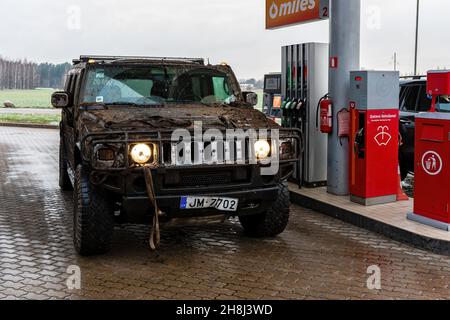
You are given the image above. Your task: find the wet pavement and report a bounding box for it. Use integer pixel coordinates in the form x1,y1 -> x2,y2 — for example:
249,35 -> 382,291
0,126 -> 449,300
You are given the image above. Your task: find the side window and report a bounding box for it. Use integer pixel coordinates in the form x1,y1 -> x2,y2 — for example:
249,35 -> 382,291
64,75 -> 73,92
212,77 -> 230,101
73,74 -> 82,104
401,85 -> 420,112
69,75 -> 77,95
399,86 -> 406,101
416,85 -> 431,112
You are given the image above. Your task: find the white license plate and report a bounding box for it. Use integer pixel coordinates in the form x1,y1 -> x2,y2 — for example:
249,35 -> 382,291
180,196 -> 239,212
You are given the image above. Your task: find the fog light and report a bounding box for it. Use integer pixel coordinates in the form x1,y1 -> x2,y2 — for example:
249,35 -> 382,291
131,144 -> 152,164
254,140 -> 271,160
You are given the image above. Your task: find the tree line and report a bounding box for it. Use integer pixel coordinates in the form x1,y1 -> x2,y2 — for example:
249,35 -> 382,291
0,57 -> 71,90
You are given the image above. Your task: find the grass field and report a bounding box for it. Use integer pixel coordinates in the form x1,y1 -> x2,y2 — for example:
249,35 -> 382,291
0,113 -> 60,125
255,89 -> 263,112
0,89 -> 54,108
0,88 -> 263,125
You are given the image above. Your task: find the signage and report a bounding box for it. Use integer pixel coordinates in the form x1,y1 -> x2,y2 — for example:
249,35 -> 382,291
266,0 -> 329,29
330,56 -> 338,69
422,151 -> 443,176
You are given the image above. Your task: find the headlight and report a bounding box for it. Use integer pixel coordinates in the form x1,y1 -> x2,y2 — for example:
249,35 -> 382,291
280,140 -> 294,160
131,144 -> 152,164
254,140 -> 271,160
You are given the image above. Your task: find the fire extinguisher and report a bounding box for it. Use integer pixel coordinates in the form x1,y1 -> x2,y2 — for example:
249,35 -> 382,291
316,94 -> 332,134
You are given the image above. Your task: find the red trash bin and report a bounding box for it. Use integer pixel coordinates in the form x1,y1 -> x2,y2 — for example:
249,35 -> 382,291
408,70 -> 450,231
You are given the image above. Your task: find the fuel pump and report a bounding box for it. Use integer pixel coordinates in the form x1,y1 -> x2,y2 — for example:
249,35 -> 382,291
281,42 -> 329,187
349,71 -> 399,206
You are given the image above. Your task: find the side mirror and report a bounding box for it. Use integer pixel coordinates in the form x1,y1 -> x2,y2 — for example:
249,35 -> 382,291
51,91 -> 70,108
243,91 -> 258,107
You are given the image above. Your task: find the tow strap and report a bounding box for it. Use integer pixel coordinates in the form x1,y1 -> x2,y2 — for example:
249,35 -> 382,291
143,167 -> 160,251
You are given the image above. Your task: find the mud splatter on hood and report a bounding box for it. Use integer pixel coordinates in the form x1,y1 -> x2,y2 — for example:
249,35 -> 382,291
79,104 -> 279,133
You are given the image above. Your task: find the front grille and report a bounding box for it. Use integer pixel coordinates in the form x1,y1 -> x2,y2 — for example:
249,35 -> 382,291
181,172 -> 232,187
163,166 -> 251,188
162,140 -> 251,166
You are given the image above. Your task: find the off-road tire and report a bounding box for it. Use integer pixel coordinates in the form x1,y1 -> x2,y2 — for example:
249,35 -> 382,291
59,138 -> 73,191
239,181 -> 290,237
73,164 -> 114,256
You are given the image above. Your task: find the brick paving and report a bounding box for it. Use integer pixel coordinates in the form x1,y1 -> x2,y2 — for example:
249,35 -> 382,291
0,126 -> 450,300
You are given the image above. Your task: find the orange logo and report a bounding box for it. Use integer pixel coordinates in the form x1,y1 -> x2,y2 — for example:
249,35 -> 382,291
266,0 -> 329,29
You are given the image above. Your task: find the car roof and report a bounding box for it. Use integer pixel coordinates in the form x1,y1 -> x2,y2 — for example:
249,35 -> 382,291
400,79 -> 426,86
400,75 -> 426,86
71,55 -> 206,70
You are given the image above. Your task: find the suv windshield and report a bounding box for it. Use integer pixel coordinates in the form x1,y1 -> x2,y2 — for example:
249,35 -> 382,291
81,65 -> 236,106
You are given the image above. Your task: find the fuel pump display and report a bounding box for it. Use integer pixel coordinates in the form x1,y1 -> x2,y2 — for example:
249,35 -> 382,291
262,73 -> 282,123
349,71 -> 400,206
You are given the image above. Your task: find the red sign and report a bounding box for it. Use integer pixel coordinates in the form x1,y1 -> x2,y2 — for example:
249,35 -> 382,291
330,57 -> 338,69
273,96 -> 282,109
266,0 -> 329,29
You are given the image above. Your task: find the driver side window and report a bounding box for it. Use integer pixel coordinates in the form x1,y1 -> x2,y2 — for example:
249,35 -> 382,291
400,85 -> 420,112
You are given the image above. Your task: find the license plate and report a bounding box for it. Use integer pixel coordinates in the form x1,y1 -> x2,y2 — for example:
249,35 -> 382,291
180,196 -> 239,212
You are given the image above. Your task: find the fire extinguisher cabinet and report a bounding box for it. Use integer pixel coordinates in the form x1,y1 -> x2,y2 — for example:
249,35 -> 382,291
408,70 -> 450,231
349,71 -> 400,206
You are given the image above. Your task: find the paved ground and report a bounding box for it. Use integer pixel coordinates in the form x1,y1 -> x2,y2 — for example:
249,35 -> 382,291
0,126 -> 449,300
0,108 -> 60,115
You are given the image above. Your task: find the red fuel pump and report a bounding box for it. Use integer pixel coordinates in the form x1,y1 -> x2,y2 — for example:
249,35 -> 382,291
349,71 -> 400,206
408,70 -> 450,231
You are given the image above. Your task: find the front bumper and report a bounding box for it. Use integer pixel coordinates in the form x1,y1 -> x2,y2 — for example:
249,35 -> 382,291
121,185 -> 279,223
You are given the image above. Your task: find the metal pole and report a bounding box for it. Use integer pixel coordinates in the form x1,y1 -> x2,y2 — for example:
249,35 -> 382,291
394,52 -> 397,71
414,0 -> 420,75
327,0 -> 361,196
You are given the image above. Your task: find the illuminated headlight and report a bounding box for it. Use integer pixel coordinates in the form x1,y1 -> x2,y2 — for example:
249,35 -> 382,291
130,144 -> 152,164
254,140 -> 271,160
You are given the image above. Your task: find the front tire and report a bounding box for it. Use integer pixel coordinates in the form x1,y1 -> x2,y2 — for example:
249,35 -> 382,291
73,164 -> 114,256
239,181 -> 290,237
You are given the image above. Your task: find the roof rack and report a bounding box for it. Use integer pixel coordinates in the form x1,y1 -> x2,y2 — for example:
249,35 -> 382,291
75,55 -> 204,65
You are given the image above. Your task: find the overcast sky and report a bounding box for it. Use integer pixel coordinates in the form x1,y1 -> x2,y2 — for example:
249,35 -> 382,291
0,0 -> 448,79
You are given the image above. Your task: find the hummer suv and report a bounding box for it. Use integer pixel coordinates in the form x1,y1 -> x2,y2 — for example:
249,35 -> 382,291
52,56 -> 300,255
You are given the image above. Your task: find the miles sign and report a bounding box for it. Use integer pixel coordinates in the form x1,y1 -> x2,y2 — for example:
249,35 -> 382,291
266,0 -> 329,29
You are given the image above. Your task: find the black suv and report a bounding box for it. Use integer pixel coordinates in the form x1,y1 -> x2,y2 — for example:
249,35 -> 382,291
52,56 -> 300,255
399,77 -> 428,180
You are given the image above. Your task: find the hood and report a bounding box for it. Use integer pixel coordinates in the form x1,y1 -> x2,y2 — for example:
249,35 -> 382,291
79,104 -> 279,133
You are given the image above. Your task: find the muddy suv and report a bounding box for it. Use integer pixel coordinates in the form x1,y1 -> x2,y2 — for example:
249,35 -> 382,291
52,56 -> 300,255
